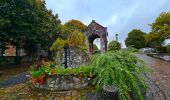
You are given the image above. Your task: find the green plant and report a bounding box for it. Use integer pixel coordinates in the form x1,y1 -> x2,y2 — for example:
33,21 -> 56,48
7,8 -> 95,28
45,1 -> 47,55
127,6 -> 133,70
156,46 -> 166,53
108,40 -> 121,51
127,46 -> 138,52
90,51 -> 150,100
30,63 -> 93,80
30,50 -> 150,100
166,45 -> 170,53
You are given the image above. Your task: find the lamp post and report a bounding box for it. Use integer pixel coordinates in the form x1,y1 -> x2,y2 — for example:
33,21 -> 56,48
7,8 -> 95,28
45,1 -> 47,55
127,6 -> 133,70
115,33 -> 118,41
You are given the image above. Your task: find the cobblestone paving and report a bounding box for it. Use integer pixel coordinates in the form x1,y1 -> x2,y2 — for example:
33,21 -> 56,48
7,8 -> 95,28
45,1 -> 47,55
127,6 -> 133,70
0,82 -> 100,100
136,53 -> 170,100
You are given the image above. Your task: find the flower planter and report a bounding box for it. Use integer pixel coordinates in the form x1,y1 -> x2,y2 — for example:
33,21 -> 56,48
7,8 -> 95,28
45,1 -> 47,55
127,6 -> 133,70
34,74 -> 92,91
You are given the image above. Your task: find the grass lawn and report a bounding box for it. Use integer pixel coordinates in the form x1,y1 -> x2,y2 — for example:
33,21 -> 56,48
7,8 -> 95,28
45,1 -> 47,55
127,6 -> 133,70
0,62 -> 32,81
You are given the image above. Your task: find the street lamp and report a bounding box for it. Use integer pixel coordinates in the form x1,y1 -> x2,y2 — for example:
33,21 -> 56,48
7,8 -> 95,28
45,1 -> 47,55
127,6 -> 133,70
115,33 -> 118,41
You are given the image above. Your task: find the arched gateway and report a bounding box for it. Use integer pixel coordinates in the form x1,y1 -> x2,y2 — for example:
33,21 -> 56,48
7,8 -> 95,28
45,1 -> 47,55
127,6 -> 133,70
84,20 -> 108,54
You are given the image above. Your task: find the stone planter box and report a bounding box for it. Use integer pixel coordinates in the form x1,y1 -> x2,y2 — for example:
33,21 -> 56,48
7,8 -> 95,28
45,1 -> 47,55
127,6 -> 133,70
34,74 -> 92,91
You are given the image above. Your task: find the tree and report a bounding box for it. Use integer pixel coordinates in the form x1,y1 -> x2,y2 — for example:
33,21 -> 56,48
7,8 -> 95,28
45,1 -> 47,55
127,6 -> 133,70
61,19 -> 86,39
108,40 -> 121,51
51,19 -> 87,51
145,12 -> 170,47
62,19 -> 86,32
0,0 -> 61,63
125,29 -> 146,49
51,30 -> 87,51
51,19 -> 87,68
0,33 -> 8,56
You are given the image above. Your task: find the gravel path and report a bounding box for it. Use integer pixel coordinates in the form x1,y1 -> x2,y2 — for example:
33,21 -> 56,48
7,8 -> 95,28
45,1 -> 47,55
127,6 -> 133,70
136,53 -> 170,100
0,72 -> 30,88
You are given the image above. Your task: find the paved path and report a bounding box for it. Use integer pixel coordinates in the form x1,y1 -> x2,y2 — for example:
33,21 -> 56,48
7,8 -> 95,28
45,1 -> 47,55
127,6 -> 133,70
0,72 -> 29,88
136,53 -> 170,100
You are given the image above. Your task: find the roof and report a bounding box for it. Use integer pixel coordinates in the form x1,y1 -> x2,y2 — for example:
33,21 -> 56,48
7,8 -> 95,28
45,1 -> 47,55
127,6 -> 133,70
84,20 -> 107,32
84,20 -> 108,36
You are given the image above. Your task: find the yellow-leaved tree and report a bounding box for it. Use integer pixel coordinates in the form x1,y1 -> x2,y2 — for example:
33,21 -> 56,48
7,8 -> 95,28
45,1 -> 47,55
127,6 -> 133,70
50,19 -> 88,67
50,19 -> 87,51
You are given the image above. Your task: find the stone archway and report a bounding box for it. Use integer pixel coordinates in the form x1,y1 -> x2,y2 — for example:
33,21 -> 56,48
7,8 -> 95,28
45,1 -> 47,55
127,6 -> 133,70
84,20 -> 108,54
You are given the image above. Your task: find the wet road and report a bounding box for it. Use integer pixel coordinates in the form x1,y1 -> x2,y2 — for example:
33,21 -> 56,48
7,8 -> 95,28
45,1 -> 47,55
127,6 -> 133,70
136,53 -> 170,100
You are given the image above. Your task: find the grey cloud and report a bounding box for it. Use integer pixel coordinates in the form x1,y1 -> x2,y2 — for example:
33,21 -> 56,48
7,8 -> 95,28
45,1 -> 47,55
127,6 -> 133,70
45,0 -> 170,48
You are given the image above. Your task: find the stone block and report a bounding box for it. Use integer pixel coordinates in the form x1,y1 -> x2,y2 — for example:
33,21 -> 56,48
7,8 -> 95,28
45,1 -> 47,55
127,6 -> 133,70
51,81 -> 55,84
49,84 -> 54,88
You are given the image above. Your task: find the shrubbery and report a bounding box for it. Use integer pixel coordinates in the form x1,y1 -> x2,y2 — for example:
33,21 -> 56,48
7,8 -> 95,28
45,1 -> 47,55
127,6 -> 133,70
30,50 -> 150,100
166,45 -> 170,53
90,51 -> 150,100
108,40 -> 121,51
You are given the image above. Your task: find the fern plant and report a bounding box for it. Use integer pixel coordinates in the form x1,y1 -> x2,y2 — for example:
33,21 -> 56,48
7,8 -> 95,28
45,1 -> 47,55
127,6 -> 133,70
90,51 -> 150,100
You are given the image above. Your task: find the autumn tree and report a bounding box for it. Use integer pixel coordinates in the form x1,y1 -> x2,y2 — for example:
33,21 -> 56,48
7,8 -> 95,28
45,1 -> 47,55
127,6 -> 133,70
145,12 -> 170,47
125,29 -> 146,49
51,19 -> 87,68
51,19 -> 87,51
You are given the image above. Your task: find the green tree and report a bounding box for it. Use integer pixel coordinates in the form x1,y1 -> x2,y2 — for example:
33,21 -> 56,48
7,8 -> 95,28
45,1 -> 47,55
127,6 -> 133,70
108,40 -> 121,51
145,12 -> 170,47
0,0 -> 61,63
125,29 -> 146,49
0,33 -> 8,56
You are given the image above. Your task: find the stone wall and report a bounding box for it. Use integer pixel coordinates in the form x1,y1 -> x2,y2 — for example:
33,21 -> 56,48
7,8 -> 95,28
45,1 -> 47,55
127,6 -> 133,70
34,75 -> 92,91
55,47 -> 90,68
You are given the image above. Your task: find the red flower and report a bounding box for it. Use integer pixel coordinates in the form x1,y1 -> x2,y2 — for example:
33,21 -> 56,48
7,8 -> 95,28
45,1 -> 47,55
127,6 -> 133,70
32,77 -> 37,84
51,68 -> 55,75
39,76 -> 44,85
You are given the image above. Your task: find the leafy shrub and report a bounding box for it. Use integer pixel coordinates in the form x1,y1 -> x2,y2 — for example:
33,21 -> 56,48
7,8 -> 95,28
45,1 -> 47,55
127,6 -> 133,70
30,62 -> 93,82
90,51 -> 150,100
108,40 -> 121,51
166,45 -> 170,53
30,50 -> 150,100
156,46 -> 166,53
127,46 -> 138,52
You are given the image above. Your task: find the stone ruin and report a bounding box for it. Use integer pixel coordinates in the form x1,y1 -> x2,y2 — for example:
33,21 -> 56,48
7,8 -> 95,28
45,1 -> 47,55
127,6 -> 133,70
34,75 -> 92,91
35,20 -> 108,91
84,20 -> 108,54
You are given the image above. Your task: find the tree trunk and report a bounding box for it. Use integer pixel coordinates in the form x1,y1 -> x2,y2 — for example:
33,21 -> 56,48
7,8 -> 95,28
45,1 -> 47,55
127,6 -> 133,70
1,48 -> 3,56
1,48 -> 5,63
14,46 -> 21,64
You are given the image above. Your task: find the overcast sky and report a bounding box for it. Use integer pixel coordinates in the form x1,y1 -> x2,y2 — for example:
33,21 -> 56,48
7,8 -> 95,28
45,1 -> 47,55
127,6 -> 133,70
45,0 -> 170,48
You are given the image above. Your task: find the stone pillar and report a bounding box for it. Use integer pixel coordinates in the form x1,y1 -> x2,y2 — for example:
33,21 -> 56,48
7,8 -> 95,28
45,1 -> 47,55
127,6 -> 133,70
89,43 -> 93,54
100,35 -> 107,53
